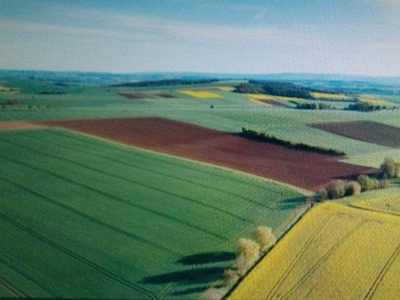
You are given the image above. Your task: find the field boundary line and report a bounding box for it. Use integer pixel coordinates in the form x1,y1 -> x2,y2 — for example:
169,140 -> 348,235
364,242 -> 400,300
223,203 -> 314,300
280,221 -> 366,299
45,127 -> 313,196
29,129 -> 275,209
265,212 -> 333,300
0,212 -> 156,299
46,128 -> 309,196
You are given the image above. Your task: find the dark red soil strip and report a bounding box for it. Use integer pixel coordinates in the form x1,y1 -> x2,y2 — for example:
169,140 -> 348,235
37,118 -> 377,191
155,93 -> 177,98
310,121 -> 400,148
118,93 -> 154,100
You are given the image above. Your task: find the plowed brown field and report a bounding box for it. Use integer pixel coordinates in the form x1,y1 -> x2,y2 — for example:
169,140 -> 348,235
118,93 -> 154,100
38,117 -> 377,190
311,121 -> 400,148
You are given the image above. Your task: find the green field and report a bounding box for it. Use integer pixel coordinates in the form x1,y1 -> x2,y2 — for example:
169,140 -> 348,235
0,128 -> 306,299
2,80 -> 400,161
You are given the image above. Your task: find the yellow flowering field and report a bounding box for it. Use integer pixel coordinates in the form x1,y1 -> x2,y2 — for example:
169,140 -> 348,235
178,89 -> 223,99
245,94 -> 306,106
311,92 -> 352,101
359,95 -> 395,106
229,202 -> 400,300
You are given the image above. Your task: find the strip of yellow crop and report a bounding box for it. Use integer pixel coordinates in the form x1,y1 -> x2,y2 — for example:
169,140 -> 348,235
178,90 -> 223,99
0,86 -> 18,93
246,93 -> 306,103
217,86 -> 235,92
229,202 -> 400,300
311,92 -> 352,101
359,95 -> 394,106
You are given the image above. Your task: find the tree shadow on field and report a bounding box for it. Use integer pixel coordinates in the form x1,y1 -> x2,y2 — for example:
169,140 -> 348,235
277,196 -> 306,210
176,251 -> 235,265
141,266 -> 226,285
141,251 -> 236,296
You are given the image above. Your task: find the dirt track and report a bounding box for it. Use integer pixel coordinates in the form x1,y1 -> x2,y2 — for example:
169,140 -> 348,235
38,117 -> 377,190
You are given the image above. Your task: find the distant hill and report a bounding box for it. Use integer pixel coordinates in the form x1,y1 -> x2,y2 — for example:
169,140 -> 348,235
233,80 -> 315,99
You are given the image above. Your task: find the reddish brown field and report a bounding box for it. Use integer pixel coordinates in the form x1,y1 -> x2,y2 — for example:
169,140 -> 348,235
38,117 -> 376,190
154,93 -> 177,98
311,121 -> 400,148
0,121 -> 45,131
118,93 -> 154,100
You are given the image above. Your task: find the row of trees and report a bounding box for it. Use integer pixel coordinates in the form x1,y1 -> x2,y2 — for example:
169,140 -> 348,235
241,127 -> 346,156
200,226 -> 277,300
318,157 -> 399,201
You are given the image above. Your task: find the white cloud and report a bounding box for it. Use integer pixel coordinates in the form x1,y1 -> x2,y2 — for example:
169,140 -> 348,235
0,19 -> 153,41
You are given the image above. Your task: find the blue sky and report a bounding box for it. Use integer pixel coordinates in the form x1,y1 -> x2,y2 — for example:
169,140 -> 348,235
0,0 -> 399,76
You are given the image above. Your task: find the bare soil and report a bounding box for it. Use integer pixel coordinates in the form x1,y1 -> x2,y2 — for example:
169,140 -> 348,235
37,117 -> 377,190
0,122 -> 45,131
155,93 -> 177,98
311,121 -> 400,148
118,93 -> 154,100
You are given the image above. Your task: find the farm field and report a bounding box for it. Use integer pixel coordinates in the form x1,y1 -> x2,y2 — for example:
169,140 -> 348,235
229,202 -> 400,300
0,128 -> 307,299
352,194 -> 400,216
311,121 -> 400,148
37,117 -> 377,190
2,79 -> 400,163
2,75 -> 400,299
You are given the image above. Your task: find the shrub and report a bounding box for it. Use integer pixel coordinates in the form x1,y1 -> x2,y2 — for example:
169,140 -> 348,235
357,175 -> 383,191
236,238 -> 260,276
199,286 -> 226,300
317,188 -> 328,201
223,269 -> 238,286
345,181 -> 361,196
255,226 -> 276,252
380,179 -> 389,189
380,157 -> 400,179
326,180 -> 346,199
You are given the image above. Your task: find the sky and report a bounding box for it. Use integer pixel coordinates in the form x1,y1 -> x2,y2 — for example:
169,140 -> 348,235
0,0 -> 399,76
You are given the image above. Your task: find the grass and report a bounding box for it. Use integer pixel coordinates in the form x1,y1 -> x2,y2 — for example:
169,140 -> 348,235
229,202 -> 400,300
2,80 -> 400,159
0,128 -> 306,299
351,193 -> 400,216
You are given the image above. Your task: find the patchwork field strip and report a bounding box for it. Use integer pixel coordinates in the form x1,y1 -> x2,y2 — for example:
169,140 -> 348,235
118,93 -> 155,100
229,202 -> 400,300
0,128 -> 304,299
0,121 -> 44,131
311,121 -> 400,148
37,117 -> 377,190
